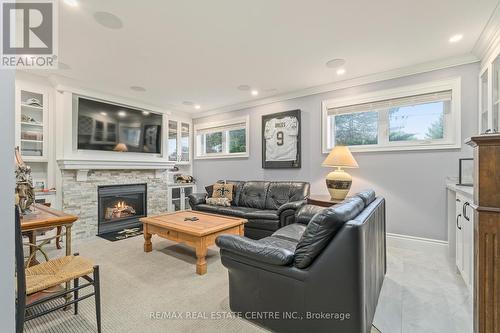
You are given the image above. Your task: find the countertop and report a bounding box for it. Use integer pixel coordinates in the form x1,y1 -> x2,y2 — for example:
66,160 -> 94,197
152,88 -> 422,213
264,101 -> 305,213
446,182 -> 473,198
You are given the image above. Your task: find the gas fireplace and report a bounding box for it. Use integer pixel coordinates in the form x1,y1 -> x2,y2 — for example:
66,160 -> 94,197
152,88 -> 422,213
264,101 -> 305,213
97,183 -> 147,234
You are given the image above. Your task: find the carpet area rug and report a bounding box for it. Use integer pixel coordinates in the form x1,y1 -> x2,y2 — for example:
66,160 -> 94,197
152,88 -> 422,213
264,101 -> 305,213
24,234 -> 468,332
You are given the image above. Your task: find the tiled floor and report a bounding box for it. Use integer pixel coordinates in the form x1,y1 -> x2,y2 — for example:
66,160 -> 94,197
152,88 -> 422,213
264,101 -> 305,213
373,237 -> 473,333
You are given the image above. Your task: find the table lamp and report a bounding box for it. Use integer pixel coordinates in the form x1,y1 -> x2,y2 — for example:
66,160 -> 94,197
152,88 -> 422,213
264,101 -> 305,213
322,146 -> 359,200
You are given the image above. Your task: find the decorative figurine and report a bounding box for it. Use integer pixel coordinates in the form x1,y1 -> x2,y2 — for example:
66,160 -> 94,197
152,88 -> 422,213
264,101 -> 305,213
15,147 -> 35,214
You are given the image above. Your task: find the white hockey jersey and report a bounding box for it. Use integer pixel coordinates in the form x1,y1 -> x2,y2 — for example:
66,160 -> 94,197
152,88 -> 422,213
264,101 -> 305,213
264,116 -> 299,161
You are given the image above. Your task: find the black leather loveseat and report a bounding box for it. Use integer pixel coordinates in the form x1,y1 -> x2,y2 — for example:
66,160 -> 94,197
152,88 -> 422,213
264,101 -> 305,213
189,180 -> 310,239
216,190 -> 386,333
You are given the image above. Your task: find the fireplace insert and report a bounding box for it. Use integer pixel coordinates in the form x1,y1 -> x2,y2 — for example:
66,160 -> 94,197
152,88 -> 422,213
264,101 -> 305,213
97,183 -> 147,235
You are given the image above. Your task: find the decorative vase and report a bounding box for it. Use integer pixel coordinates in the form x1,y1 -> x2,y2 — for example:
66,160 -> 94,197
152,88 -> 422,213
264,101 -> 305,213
325,167 -> 352,200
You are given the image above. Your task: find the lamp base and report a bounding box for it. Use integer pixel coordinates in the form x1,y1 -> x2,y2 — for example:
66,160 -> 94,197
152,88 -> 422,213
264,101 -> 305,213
325,168 -> 352,200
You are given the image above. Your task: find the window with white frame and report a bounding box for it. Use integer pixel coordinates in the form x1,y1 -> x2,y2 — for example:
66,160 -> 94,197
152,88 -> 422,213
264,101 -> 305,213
194,116 -> 249,159
322,78 -> 461,153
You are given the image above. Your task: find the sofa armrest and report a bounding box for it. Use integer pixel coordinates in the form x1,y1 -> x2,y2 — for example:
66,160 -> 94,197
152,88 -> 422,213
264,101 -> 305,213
188,193 -> 207,208
216,234 -> 294,266
276,200 -> 306,215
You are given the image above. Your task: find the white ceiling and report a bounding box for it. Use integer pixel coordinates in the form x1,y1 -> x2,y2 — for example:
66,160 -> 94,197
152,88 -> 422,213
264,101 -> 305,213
37,0 -> 500,114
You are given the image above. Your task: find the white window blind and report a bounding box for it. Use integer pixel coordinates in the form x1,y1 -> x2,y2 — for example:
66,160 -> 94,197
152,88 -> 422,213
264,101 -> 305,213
321,78 -> 461,153
195,122 -> 246,135
194,117 -> 249,159
328,91 -> 452,115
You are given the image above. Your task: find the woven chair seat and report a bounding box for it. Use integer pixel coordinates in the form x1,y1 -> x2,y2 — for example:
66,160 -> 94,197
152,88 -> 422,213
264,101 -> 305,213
25,256 -> 94,295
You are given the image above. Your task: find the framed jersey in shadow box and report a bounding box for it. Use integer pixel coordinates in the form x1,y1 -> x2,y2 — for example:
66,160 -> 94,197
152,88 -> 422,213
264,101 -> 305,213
262,109 -> 301,169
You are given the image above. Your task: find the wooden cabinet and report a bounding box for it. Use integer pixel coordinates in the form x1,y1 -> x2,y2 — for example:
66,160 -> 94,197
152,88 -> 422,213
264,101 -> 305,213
15,82 -> 50,162
166,117 -> 191,165
455,193 -> 475,292
466,134 -> 500,333
167,184 -> 195,212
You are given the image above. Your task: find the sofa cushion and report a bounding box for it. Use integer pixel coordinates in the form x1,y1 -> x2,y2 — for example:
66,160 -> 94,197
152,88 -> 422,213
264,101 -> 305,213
216,235 -> 296,266
227,181 -> 246,206
205,184 -> 217,197
216,206 -> 256,218
244,209 -> 278,220
259,236 -> 298,253
295,204 -> 325,225
238,181 -> 270,209
195,204 -> 224,214
206,197 -> 231,207
265,182 -> 310,210
294,197 -> 365,269
246,218 -> 280,232
355,190 -> 376,206
272,223 -> 307,243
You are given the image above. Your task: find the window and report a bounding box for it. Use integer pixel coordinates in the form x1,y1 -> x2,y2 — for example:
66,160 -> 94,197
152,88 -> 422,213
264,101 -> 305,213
194,116 -> 249,159
322,78 -> 461,153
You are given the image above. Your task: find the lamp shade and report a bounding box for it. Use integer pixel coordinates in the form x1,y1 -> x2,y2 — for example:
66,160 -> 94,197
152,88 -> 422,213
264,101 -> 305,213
322,146 -> 359,168
113,143 -> 128,152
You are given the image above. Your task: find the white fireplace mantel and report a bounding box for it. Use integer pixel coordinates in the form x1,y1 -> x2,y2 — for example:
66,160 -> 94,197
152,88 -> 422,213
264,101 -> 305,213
57,159 -> 175,181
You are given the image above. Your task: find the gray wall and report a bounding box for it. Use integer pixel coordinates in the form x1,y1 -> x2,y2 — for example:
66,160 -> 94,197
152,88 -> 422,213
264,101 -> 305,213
0,69 -> 16,332
193,63 -> 479,241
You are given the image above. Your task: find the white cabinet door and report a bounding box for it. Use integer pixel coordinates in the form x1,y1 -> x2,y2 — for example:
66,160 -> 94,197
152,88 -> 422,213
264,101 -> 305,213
166,117 -> 192,164
182,185 -> 194,210
168,185 -> 195,211
168,186 -> 182,212
455,193 -> 475,291
462,200 -> 475,291
167,119 -> 178,163
179,122 -> 191,164
455,196 -> 464,273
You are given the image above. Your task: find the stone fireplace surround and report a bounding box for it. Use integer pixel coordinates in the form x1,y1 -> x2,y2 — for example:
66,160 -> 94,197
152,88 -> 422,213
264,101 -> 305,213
61,169 -> 169,240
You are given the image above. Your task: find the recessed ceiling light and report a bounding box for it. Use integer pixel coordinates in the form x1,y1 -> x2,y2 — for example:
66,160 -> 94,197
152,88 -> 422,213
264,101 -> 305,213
100,112 -> 107,116
64,0 -> 78,7
142,111 -> 150,115
237,85 -> 251,91
251,90 -> 259,96
130,86 -> 146,92
182,101 -> 194,106
326,58 -> 346,69
93,11 -> 124,29
194,104 -> 201,110
336,68 -> 346,75
118,111 -> 126,117
449,34 -> 463,43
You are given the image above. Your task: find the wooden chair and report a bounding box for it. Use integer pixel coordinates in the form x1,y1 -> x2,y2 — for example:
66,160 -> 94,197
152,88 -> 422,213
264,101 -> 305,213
15,207 -> 102,333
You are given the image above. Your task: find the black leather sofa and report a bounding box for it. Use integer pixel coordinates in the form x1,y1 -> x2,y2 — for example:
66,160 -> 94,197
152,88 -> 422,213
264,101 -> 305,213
216,190 -> 386,333
189,180 -> 310,239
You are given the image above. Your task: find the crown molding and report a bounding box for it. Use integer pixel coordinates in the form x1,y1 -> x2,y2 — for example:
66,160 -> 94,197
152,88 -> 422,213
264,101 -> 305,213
473,1 -> 500,66
192,53 -> 478,119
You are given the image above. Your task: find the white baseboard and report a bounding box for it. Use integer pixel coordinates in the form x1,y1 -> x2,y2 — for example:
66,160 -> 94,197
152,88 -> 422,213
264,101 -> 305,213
386,232 -> 448,246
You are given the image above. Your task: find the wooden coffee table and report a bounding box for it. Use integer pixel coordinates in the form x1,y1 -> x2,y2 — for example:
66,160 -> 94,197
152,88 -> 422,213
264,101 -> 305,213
140,210 -> 246,275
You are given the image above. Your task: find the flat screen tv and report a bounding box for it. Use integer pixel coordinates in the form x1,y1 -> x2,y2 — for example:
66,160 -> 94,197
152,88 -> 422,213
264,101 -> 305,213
77,97 -> 162,154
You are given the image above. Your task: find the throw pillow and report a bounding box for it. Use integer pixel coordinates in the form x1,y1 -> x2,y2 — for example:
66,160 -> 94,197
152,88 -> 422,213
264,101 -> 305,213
212,183 -> 234,201
206,197 -> 231,207
205,184 -> 214,197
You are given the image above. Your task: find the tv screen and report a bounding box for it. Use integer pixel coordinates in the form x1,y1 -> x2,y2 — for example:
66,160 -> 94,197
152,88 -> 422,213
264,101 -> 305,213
77,97 -> 162,154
